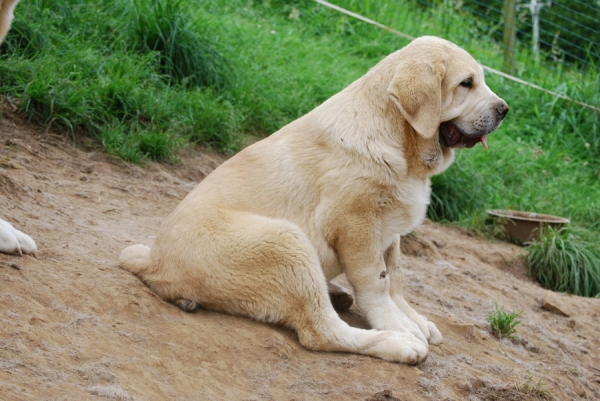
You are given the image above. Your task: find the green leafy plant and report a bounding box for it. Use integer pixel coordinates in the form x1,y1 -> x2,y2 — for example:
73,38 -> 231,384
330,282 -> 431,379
486,300 -> 521,340
527,227 -> 600,298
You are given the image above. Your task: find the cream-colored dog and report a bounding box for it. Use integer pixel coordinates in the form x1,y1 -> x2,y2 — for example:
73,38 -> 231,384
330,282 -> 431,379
120,36 -> 508,364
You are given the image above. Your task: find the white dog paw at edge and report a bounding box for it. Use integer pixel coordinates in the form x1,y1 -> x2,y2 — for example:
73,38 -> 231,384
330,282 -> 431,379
425,321 -> 443,345
0,218 -> 38,257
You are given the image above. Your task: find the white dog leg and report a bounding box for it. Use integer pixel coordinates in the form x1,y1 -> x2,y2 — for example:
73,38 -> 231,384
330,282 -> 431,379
337,234 -> 429,345
392,292 -> 443,344
0,218 -> 38,256
386,235 -> 442,344
349,265 -> 430,345
312,314 -> 429,364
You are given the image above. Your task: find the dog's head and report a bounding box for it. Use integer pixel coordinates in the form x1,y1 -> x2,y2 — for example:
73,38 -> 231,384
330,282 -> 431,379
387,36 -> 508,151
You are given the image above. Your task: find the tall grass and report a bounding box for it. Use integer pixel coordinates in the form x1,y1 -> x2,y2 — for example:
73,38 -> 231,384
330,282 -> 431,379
428,154 -> 488,222
527,228 -> 600,298
0,0 -> 238,155
131,0 -> 236,91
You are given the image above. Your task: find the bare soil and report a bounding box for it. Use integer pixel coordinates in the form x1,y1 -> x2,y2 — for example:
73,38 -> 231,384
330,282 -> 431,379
1,103 -> 599,400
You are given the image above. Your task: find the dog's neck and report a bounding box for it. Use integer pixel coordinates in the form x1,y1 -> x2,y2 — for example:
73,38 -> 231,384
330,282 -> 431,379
311,69 -> 454,182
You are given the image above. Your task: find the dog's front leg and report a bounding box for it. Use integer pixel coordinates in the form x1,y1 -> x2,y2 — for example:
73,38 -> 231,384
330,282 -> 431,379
337,230 -> 429,345
385,235 -> 443,344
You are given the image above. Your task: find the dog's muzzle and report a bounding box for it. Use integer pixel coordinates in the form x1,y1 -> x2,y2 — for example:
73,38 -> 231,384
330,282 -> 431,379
439,101 -> 509,150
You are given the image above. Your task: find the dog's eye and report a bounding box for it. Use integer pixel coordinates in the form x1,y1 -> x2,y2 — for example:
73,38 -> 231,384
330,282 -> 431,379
460,79 -> 473,89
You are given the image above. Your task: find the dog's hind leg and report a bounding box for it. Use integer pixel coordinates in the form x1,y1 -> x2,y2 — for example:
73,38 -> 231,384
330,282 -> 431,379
175,211 -> 429,363
122,210 -> 428,363
241,217 -> 429,363
385,235 -> 443,345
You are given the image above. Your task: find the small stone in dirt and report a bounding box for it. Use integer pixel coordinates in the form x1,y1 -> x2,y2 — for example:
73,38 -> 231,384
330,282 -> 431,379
541,290 -> 571,317
510,337 -> 527,346
81,166 -> 94,174
1,262 -> 22,270
365,389 -> 402,401
432,239 -> 446,248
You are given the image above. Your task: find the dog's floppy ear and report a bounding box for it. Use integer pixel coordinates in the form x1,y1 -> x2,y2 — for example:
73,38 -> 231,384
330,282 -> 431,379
387,60 -> 446,139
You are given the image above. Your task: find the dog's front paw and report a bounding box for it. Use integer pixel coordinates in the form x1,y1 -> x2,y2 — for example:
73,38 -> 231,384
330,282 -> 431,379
407,315 -> 443,346
387,332 -> 429,364
425,320 -> 443,345
410,314 -> 443,345
0,219 -> 38,257
373,311 -> 429,345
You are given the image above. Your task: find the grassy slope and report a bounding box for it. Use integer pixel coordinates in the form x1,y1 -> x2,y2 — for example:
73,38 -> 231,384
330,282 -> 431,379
1,0 -> 598,263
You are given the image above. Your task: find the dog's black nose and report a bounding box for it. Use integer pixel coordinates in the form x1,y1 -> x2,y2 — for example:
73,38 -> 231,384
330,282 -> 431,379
496,102 -> 509,119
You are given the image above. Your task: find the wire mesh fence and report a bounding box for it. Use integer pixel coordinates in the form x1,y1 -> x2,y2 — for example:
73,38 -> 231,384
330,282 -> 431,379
415,0 -> 600,74
316,0 -> 600,112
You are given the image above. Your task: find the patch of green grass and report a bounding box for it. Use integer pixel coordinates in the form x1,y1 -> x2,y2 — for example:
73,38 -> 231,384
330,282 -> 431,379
0,19 -> 49,58
486,300 -> 522,340
428,153 -> 488,222
100,122 -> 181,163
100,122 -> 145,164
527,227 -> 600,298
521,371 -> 555,401
0,0 -> 241,162
131,0 -> 236,91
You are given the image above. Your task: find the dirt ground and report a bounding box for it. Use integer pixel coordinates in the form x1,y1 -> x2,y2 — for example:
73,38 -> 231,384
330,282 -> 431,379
1,102 -> 599,401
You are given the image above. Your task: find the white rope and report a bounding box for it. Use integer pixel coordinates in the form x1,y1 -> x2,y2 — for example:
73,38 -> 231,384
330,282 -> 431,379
315,0 -> 415,41
315,0 -> 600,113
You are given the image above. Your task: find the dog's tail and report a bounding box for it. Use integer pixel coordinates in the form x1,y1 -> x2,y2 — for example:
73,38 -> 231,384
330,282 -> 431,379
119,244 -> 194,311
119,244 -> 153,277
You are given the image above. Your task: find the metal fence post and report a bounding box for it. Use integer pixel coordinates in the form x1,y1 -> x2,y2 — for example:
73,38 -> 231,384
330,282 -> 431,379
503,0 -> 517,75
